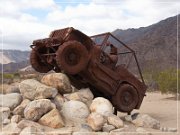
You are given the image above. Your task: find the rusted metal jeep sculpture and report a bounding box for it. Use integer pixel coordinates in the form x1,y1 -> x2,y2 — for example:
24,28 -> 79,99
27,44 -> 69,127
30,27 -> 147,114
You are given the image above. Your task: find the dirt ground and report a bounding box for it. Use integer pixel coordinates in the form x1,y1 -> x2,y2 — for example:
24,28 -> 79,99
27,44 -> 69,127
119,92 -> 180,134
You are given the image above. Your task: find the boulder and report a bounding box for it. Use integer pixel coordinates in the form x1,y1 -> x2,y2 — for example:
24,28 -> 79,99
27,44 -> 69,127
17,119 -> 52,131
64,92 -> 81,101
38,108 -> 64,128
77,123 -> 93,132
77,88 -> 94,103
11,115 -> 22,123
3,118 -> 10,125
107,114 -> 124,128
24,99 -> 55,121
102,124 -> 115,132
136,127 -> 147,132
46,127 -> 73,135
41,73 -> 72,94
0,93 -> 22,110
124,115 -> 133,122
1,123 -> 22,134
132,114 -> 160,129
160,127 -> 177,132
5,83 -> 20,94
13,99 -> 31,116
65,88 -> 94,106
51,94 -> 65,111
17,120 -> 73,134
73,132 -> 108,135
62,100 -> 90,125
0,107 -> 10,124
87,112 -> 105,131
20,126 -> 44,135
90,97 -> 113,117
19,79 -> 58,100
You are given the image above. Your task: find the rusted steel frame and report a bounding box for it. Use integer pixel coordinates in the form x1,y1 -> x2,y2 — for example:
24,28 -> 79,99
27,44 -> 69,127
91,69 -> 115,95
96,62 -> 119,81
30,44 -> 35,49
117,51 -> 132,55
47,45 -> 58,53
101,34 -> 110,50
109,33 -> 145,84
48,43 -> 61,47
63,27 -> 73,41
133,52 -> 145,84
41,53 -> 56,56
90,32 -> 110,38
109,33 -> 134,52
30,45 -> 52,67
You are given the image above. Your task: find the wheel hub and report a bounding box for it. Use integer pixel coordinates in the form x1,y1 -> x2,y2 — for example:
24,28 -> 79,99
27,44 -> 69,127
122,91 -> 133,105
66,50 -> 79,65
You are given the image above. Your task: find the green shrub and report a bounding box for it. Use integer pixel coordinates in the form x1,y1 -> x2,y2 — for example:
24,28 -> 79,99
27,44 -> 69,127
143,69 -> 180,94
156,69 -> 179,94
2,73 -> 14,79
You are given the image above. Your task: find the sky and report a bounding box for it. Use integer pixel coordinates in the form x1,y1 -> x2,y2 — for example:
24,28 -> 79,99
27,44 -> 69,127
0,0 -> 179,50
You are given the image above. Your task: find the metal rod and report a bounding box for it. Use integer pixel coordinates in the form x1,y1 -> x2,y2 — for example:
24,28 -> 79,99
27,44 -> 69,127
117,51 -> 132,55
109,33 -> 134,52
90,32 -> 110,38
133,52 -> 145,84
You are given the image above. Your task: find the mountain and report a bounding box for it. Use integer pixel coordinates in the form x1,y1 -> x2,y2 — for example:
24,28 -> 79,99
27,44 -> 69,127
112,15 -> 179,72
0,50 -> 30,73
0,50 -> 30,64
0,61 -> 30,73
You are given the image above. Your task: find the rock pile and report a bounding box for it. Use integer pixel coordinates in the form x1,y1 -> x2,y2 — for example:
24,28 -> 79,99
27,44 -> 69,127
0,73 -> 177,135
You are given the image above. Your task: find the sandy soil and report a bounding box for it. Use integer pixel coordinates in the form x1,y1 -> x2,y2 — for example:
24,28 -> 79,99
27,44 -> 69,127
118,92 -> 180,134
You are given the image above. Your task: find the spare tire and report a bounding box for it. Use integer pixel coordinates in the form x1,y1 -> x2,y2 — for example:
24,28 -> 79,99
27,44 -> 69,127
30,46 -> 53,73
56,40 -> 89,75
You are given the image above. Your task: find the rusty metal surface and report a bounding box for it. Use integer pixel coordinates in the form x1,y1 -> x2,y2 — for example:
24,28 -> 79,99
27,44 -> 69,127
30,27 -> 147,113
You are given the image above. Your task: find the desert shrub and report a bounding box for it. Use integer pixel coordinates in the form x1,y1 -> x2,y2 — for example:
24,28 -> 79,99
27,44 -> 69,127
143,69 -> 180,94
0,73 -> 14,79
155,69 -> 179,94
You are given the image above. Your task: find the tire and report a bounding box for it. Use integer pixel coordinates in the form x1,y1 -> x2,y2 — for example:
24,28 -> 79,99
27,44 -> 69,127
56,40 -> 89,75
30,46 -> 53,73
112,84 -> 138,113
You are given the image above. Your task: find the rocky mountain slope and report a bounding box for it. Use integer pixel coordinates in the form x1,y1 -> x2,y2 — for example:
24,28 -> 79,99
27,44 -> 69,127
0,50 -> 29,64
0,50 -> 30,73
113,15 -> 179,72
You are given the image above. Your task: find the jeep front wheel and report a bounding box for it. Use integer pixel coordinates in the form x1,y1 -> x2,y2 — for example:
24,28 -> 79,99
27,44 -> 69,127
112,84 -> 138,113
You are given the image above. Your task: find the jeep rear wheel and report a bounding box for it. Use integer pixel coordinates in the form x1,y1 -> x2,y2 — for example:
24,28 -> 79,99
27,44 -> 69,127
30,46 -> 53,73
112,84 -> 138,113
56,41 -> 89,75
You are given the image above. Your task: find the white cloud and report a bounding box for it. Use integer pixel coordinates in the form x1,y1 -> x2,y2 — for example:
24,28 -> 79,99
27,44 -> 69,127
0,0 -> 179,50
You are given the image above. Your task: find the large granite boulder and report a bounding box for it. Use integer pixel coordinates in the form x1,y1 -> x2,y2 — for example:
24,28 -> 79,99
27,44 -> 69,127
24,99 -> 55,121
62,100 -> 90,125
87,112 -> 105,131
41,73 -> 72,94
38,108 -> 65,128
19,79 -> 58,100
90,97 -> 114,117
0,93 -> 22,110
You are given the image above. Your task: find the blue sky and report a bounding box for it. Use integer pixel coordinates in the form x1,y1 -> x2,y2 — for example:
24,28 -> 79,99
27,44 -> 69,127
0,0 -> 179,50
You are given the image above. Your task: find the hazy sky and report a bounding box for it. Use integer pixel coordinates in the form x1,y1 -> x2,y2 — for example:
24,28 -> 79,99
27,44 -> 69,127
0,0 -> 179,50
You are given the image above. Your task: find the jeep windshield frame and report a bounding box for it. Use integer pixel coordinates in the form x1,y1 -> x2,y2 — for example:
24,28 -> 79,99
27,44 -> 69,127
90,32 -> 145,85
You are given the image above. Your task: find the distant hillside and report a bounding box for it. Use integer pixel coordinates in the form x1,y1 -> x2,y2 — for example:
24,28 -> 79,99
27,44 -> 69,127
0,61 -> 30,73
0,50 -> 29,64
113,15 -> 179,72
